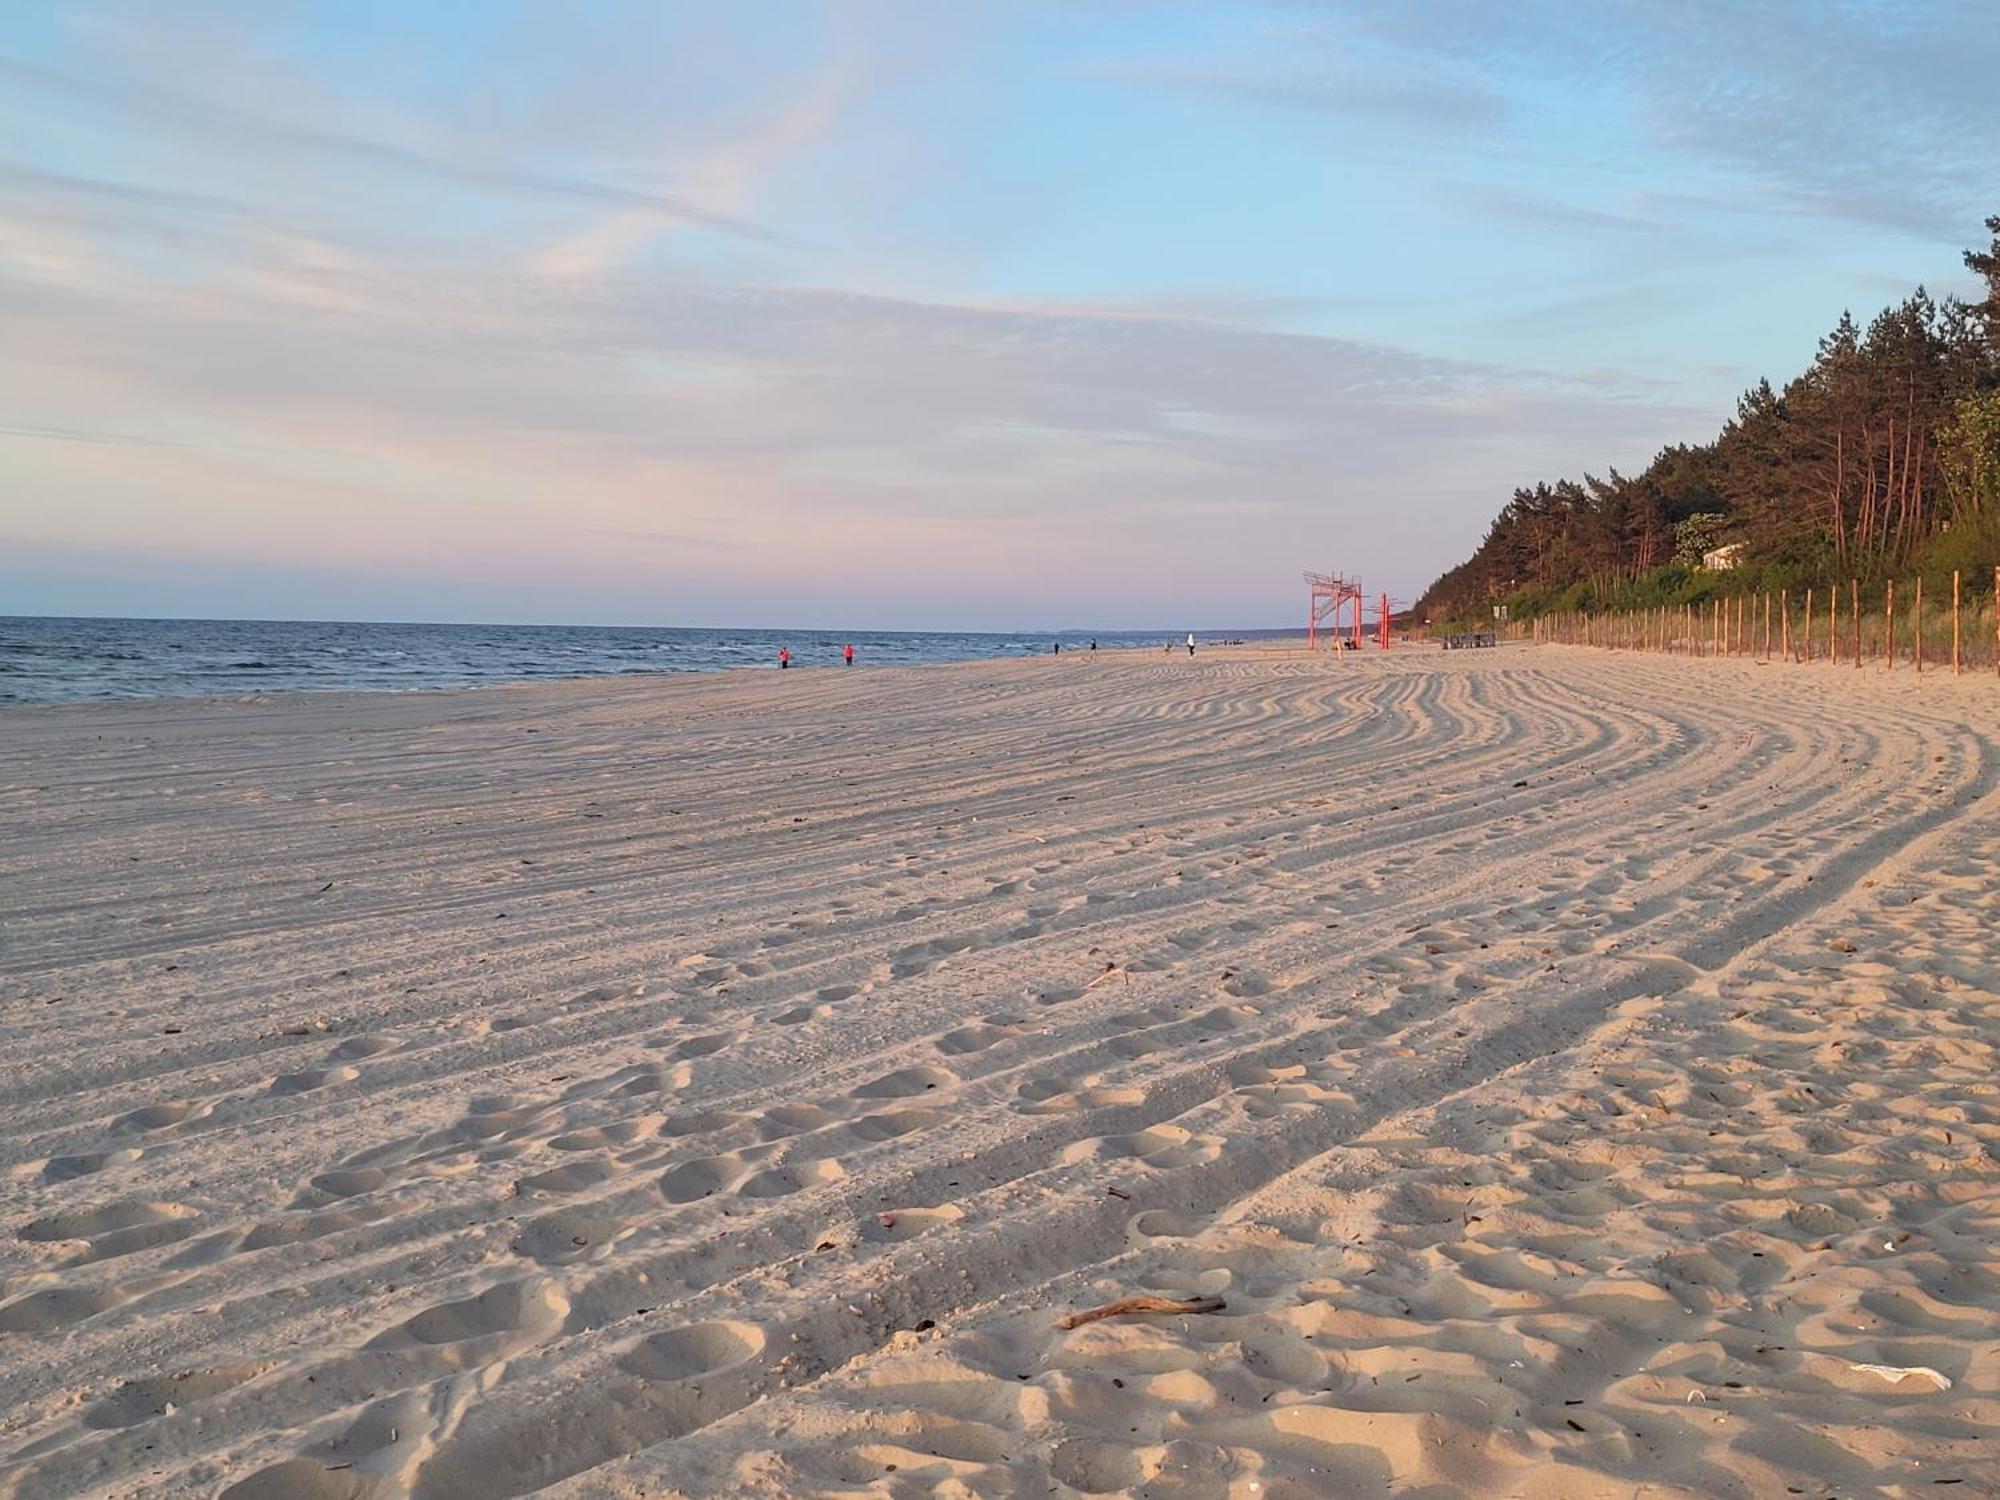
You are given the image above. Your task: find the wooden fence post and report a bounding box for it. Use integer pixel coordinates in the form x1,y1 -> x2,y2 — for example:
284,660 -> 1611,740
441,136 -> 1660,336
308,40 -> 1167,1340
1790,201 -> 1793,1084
1952,570 -> 1961,676
1884,579 -> 1894,671
1780,588 -> 1789,662
1802,588 -> 1813,663
1853,580 -> 1861,669
1914,576 -> 1923,674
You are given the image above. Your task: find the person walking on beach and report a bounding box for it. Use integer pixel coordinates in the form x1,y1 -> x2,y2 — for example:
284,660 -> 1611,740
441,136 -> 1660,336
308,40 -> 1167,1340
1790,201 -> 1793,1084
1053,641 -> 1060,655
843,642 -> 854,667
779,646 -> 790,670
1186,632 -> 1196,657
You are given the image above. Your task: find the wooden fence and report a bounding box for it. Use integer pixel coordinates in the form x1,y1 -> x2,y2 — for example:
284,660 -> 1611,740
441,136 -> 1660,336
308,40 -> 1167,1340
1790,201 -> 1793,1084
1528,568 -> 2000,676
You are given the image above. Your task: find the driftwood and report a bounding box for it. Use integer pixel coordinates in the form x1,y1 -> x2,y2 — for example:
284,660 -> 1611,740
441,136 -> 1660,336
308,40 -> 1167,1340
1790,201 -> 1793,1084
1056,1294 -> 1226,1330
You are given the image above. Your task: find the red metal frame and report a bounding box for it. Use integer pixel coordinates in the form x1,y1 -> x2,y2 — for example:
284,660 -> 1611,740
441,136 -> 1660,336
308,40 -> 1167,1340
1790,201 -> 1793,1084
1304,571 -> 1364,649
1306,575 -> 1400,650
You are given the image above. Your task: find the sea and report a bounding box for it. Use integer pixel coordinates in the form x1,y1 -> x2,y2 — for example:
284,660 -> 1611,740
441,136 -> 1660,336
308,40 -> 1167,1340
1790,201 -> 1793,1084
0,617 -> 1300,706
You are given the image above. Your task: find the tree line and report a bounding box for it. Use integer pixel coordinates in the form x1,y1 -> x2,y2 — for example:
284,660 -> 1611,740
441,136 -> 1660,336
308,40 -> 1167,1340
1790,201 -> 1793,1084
1415,217 -> 2000,626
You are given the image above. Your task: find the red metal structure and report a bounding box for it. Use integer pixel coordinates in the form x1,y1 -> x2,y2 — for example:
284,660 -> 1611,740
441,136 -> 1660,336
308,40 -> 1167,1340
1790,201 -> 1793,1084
1304,571 -> 1364,649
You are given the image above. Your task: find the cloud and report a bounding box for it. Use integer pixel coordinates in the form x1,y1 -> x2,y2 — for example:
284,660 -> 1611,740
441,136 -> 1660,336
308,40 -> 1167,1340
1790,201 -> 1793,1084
0,51 -> 793,244
0,196 -> 1701,609
1105,58 -> 1507,136
1324,0 -> 2000,239
1453,183 -> 1676,239
530,50 -> 863,279
0,160 -> 245,217
0,420 -> 183,448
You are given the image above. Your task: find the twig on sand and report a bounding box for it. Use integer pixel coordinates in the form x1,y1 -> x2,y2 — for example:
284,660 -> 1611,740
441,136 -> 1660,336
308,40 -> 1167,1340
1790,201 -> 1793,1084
1056,1295 -> 1226,1330
1084,961 -> 1129,990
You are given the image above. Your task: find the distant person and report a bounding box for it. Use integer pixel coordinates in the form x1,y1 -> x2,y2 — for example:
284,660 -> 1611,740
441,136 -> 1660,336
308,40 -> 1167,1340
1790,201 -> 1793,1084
1053,641 -> 1060,655
1089,639 -> 1097,652
843,642 -> 854,667
1186,632 -> 1196,657
779,646 -> 790,670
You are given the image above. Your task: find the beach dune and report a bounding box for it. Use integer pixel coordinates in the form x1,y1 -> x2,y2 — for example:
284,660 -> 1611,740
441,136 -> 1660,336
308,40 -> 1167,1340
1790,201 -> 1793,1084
2,643 -> 1997,1497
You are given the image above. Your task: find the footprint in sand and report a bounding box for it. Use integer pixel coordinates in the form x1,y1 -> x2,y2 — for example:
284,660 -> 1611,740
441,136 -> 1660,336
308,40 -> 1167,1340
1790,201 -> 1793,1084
611,1063 -> 693,1098
448,1095 -> 552,1141
268,1064 -> 358,1095
367,1276 -> 570,1358
511,1208 -> 636,1265
24,1208 -> 202,1264
20,1200 -> 193,1244
329,1032 -> 402,1061
1108,1032 -> 1169,1060
1017,1075 -> 1076,1105
514,1157 -> 619,1195
667,1032 -> 735,1060
85,1361 -> 272,1430
619,1319 -> 766,1382
109,1100 -> 213,1135
220,1462 -> 371,1500
295,1166 -> 392,1205
659,1150 -> 759,1203
771,1003 -> 830,1025
1066,1124 -> 1222,1170
549,1116 -> 660,1152
67,1213 -> 205,1265
853,1065 -> 959,1099
239,1206 -> 380,1252
0,1284 -> 130,1331
736,1157 -> 844,1198
937,1022 -> 1017,1055
756,1103 -> 843,1139
1130,1209 -> 1204,1240
42,1148 -> 141,1182
1017,1081 -> 1144,1115
1051,1439 -> 1149,1494
843,1108 -> 945,1142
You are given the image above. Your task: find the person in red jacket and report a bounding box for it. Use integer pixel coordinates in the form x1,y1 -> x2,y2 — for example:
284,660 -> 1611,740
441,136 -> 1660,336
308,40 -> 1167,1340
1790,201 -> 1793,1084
843,642 -> 854,666
778,646 -> 790,670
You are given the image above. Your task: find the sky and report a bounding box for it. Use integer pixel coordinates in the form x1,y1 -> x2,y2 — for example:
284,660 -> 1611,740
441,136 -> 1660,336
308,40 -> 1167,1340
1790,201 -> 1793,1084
2,1 -> 1996,629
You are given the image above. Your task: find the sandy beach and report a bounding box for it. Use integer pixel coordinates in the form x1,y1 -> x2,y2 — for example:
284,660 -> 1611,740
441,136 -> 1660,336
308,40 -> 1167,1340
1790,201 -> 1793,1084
3,642 -> 1998,1499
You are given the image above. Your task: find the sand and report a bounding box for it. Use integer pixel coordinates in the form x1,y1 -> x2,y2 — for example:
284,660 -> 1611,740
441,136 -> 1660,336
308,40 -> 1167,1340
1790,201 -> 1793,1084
2,642 -> 1997,1499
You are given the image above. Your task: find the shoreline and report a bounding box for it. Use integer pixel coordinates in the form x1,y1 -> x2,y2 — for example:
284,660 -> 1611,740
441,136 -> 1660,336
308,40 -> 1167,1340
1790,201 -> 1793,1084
0,617 -> 1310,712
0,637 -> 1315,719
